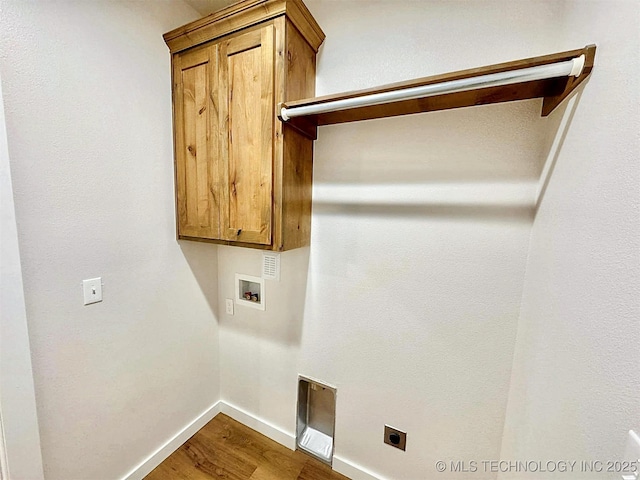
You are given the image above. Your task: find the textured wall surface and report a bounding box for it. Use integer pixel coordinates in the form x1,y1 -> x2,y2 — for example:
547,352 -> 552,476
0,72 -> 44,480
0,1 -> 220,479
217,1 -> 566,479
2,0 -> 637,478
500,1 -> 640,477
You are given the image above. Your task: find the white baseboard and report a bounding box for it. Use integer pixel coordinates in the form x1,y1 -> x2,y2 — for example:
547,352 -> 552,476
333,455 -> 384,480
121,400 -> 381,480
219,400 -> 296,450
220,402 -> 382,480
121,401 -> 221,480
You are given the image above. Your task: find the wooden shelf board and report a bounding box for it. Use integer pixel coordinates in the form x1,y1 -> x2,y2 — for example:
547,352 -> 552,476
281,45 -> 596,139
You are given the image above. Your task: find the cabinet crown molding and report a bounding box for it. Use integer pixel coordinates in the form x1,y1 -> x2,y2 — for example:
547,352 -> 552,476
164,0 -> 325,53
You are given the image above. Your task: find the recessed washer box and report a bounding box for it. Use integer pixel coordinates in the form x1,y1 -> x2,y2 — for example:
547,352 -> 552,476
297,375 -> 336,465
235,273 -> 265,310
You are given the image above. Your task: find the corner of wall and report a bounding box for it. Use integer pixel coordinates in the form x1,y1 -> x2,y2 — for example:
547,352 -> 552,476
0,72 -> 45,480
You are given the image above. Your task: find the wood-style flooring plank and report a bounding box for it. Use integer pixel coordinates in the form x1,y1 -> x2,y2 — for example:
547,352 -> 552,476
144,414 -> 350,480
297,458 -> 349,480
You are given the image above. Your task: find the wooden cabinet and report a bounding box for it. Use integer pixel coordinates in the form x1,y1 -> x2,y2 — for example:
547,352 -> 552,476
173,45 -> 219,240
219,25 -> 274,246
164,0 -> 324,250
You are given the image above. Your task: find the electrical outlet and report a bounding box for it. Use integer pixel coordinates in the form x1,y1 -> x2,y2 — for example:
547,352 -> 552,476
225,298 -> 234,315
384,425 -> 406,451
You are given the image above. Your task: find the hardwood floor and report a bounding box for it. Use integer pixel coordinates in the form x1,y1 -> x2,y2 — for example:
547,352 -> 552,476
145,414 -> 350,480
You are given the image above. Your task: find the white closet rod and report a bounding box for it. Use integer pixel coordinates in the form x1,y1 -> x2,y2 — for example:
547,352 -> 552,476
280,55 -> 585,121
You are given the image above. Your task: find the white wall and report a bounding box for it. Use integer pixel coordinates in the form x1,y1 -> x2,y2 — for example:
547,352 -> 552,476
0,71 -> 44,480
2,1 -> 637,478
0,1 -> 221,479
217,1 -> 568,479
500,1 -> 640,477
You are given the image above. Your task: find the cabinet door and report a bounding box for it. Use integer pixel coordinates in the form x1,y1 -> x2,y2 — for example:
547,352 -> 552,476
219,25 -> 274,245
173,45 -> 220,239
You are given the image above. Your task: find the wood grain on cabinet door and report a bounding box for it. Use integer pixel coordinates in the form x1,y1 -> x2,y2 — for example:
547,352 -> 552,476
173,45 -> 220,239
219,25 -> 274,245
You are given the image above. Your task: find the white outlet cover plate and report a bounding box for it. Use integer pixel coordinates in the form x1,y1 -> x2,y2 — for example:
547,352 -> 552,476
225,298 -> 234,315
83,277 -> 102,305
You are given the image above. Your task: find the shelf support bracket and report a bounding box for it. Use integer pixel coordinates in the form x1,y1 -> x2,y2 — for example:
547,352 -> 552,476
542,44 -> 596,116
277,102 -> 317,140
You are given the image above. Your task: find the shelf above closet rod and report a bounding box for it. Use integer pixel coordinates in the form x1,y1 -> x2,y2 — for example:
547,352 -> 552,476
278,44 -> 596,140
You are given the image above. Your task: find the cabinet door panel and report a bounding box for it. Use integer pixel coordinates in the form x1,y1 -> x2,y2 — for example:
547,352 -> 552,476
174,46 -> 219,239
219,25 -> 274,245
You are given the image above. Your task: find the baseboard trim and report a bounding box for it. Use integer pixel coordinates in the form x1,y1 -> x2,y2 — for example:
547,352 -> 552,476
121,401 -> 221,480
220,402 -> 382,480
121,400 -> 381,480
219,400 -> 296,450
333,456 -> 384,480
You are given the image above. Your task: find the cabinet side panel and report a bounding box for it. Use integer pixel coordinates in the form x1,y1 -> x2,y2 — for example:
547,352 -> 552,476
272,16 -> 286,251
173,55 -> 185,239
282,126 -> 313,250
282,21 -> 315,250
